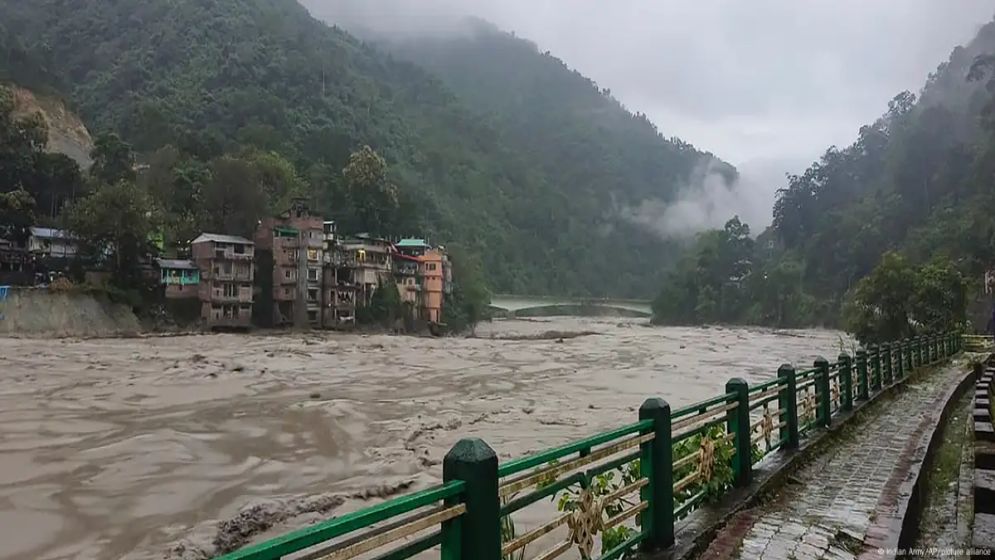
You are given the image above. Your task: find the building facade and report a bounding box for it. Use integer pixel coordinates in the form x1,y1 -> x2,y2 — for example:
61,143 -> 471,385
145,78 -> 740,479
255,201 -> 324,327
192,233 -> 254,328
395,239 -> 449,324
27,227 -> 77,259
321,221 -> 358,327
156,259 -> 200,299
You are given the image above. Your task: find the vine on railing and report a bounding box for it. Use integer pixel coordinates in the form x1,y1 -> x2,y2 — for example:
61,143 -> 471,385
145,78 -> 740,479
214,332 -> 963,560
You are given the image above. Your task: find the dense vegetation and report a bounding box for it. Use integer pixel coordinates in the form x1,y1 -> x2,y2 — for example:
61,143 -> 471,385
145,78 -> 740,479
376,21 -> 736,296
0,0 -> 725,298
654,19 -> 995,340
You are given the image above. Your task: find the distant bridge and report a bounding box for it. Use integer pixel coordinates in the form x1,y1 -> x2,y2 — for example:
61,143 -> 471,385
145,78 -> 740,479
488,294 -> 653,317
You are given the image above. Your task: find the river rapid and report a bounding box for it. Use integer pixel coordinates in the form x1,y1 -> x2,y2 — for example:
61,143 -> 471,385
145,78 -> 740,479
0,317 -> 847,559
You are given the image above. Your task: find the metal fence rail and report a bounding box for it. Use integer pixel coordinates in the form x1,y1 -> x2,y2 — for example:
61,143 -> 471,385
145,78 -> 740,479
215,332 -> 963,560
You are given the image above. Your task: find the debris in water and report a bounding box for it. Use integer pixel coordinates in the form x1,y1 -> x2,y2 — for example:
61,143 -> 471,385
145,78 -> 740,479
309,392 -> 321,399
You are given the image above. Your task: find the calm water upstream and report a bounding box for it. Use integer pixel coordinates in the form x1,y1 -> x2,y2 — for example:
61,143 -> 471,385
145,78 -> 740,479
0,317 -> 847,559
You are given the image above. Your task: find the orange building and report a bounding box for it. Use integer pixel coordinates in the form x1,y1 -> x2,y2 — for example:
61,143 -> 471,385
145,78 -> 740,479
395,239 -> 448,324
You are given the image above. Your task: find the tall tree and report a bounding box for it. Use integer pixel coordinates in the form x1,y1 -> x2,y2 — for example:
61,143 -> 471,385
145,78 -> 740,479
90,132 -> 135,185
65,181 -> 156,288
341,145 -> 399,235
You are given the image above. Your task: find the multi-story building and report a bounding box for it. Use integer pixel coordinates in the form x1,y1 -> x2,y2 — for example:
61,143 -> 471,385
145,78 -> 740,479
392,252 -> 421,309
396,238 -> 449,324
255,201 -> 323,327
191,233 -> 254,328
321,221 -> 357,327
336,234 -> 394,309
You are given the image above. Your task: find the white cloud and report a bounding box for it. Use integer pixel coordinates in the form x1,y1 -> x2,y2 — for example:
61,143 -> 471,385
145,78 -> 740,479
304,0 -> 995,231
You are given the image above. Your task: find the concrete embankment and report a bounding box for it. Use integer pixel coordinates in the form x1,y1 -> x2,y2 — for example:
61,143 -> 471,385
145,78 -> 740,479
0,287 -> 141,337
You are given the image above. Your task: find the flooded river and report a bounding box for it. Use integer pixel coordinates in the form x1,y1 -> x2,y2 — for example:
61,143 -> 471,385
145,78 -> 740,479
0,317 -> 846,559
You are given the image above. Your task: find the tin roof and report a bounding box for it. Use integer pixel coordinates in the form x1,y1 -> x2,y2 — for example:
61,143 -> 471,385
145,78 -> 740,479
192,233 -> 253,245
29,227 -> 71,239
397,238 -> 429,248
157,259 -> 198,270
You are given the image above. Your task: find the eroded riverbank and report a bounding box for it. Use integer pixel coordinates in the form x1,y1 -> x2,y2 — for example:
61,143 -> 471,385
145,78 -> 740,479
0,317 -> 847,559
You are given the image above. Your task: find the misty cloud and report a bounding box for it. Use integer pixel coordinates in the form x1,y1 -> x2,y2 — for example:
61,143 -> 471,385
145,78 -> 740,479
304,0 -> 994,231
619,158 -> 779,238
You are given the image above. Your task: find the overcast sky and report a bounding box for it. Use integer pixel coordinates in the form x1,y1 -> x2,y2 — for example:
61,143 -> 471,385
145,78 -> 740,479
306,0 -> 994,229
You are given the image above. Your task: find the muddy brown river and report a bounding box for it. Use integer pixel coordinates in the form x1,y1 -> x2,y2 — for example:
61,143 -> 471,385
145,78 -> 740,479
0,317 -> 846,559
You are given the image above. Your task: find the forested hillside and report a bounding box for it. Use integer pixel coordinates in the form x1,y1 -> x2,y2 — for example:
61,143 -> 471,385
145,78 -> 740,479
0,0 -> 724,297
653,18 -> 995,338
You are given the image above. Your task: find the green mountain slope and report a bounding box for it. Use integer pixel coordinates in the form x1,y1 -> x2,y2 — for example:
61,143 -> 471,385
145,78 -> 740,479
378,20 -> 735,208
0,0 -> 726,297
651,17 -> 995,329
770,17 -> 995,301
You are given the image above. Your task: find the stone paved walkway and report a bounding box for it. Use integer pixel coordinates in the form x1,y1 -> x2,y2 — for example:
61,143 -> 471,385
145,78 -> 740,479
701,362 -> 969,560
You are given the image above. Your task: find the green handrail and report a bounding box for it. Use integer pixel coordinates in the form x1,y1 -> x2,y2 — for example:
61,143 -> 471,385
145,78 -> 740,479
213,330 -> 962,560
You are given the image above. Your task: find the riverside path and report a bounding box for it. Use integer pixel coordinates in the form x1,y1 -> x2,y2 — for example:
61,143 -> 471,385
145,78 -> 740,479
700,361 -> 971,560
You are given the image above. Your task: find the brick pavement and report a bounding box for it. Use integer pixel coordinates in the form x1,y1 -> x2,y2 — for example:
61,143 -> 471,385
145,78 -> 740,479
700,363 -> 968,560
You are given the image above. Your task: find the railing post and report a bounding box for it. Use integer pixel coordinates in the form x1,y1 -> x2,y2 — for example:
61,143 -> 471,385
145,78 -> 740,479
814,357 -> 831,427
443,438 -> 500,560
870,344 -> 882,392
856,347 -> 869,401
931,335 -> 938,362
639,398 -> 673,551
895,341 -> 904,380
839,353 -> 853,411
778,364 -> 800,449
882,343 -> 893,385
725,379 -> 751,487
905,338 -> 916,375
918,335 -> 926,366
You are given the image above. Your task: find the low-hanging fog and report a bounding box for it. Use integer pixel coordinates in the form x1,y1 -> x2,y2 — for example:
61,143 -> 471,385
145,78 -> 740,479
304,0 -> 992,235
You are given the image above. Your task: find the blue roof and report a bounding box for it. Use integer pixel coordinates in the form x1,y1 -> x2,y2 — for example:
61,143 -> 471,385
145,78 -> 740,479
397,238 -> 430,248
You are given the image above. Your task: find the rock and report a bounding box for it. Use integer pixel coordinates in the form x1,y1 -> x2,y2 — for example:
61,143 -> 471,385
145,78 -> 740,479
973,512 -> 995,550
976,470 -> 995,514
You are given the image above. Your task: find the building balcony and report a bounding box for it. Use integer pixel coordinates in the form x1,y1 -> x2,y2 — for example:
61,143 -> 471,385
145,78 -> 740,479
213,250 -> 253,261
209,293 -> 252,304
207,271 -> 252,282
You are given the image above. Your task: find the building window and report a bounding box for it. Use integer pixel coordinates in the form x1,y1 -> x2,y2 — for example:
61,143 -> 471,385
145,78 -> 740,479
233,244 -> 245,254
285,269 -> 291,279
307,288 -> 318,302
224,283 -> 237,298
307,268 -> 318,281
427,263 -> 437,271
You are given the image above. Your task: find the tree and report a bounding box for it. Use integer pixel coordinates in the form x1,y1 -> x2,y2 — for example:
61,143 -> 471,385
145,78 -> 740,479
0,188 -> 36,243
910,258 -> 967,333
65,181 -> 156,289
842,252 -> 915,343
0,84 -> 48,190
342,145 -> 399,235
444,248 -> 491,334
202,156 -> 266,237
90,132 -> 136,185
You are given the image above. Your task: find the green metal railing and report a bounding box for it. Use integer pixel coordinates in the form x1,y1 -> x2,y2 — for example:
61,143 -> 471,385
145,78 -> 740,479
215,332 -> 963,560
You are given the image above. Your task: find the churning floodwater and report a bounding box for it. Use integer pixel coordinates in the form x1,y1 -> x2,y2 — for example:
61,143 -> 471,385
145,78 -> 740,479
0,317 -> 847,559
